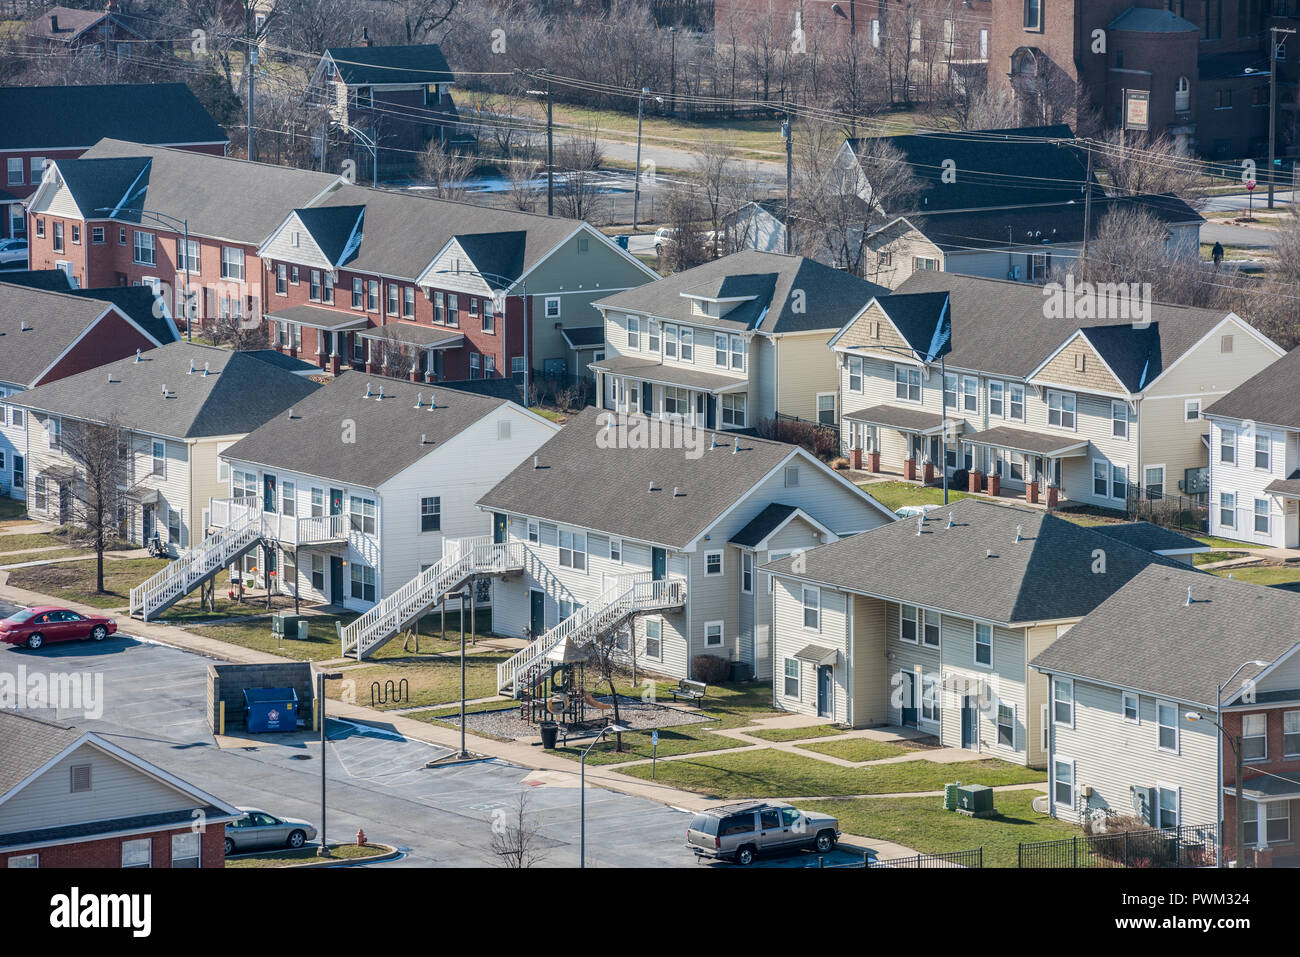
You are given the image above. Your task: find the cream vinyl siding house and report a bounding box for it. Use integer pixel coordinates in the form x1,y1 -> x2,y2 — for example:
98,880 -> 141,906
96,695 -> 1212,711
479,407 -> 894,683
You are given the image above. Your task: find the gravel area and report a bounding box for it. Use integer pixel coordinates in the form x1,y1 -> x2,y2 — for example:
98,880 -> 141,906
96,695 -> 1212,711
431,694 -> 712,740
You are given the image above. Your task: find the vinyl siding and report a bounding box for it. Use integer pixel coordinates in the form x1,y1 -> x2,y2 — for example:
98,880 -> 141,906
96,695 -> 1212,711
849,593 -> 889,726
772,330 -> 841,423
1036,337 -> 1125,395
771,576 -> 849,724
1050,679 -> 1216,828
1206,419 -> 1298,547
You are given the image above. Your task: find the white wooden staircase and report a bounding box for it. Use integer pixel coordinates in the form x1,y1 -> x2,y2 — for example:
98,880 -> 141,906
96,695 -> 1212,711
497,575 -> 687,696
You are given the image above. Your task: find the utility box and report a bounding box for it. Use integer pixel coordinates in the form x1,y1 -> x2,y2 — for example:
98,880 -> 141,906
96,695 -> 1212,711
297,619 -> 310,642
243,687 -> 299,733
943,782 -> 961,811
955,784 -> 995,818
272,613 -> 307,636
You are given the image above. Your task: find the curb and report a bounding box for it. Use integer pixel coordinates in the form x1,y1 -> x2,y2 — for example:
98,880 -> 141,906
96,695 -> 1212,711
232,843 -> 401,868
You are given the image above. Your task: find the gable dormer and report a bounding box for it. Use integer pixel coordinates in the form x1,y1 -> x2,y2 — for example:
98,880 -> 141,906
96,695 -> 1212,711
1031,331 -> 1126,397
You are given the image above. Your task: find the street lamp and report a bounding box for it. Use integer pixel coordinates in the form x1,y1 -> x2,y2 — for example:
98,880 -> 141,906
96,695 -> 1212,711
316,669 -> 344,857
580,722 -> 632,868
431,267 -> 530,406
633,87 -> 663,232
96,206 -> 193,342
1186,658 -> 1269,868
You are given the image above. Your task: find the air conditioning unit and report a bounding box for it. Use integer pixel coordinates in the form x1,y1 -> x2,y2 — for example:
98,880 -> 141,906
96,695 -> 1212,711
1008,265 -> 1023,280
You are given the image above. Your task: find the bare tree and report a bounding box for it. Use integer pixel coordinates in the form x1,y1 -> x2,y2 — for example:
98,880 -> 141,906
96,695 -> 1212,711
419,142 -> 476,200
489,792 -> 547,868
660,183 -> 709,273
504,152 -> 544,212
60,417 -> 141,593
1094,130 -> 1207,209
207,307 -> 269,351
553,128 -> 609,223
373,325 -> 418,380
952,83 -> 1020,132
582,627 -> 629,749
691,140 -> 753,258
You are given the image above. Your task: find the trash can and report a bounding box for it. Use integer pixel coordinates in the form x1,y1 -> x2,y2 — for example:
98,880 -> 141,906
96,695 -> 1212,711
615,235 -> 630,250
539,721 -> 559,749
296,619 -> 310,642
729,661 -> 752,683
243,687 -> 299,733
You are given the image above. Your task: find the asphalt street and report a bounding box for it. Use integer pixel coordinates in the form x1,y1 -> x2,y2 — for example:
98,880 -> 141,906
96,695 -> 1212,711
0,599 -> 868,869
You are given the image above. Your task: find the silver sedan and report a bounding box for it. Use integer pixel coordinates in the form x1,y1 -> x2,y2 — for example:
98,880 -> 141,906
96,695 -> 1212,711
224,807 -> 318,855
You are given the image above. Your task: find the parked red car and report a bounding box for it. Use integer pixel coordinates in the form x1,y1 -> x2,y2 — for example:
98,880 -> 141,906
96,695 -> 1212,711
0,606 -> 117,649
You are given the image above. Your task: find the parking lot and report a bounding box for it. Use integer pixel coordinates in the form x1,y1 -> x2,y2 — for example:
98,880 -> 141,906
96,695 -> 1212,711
1,600 -> 870,868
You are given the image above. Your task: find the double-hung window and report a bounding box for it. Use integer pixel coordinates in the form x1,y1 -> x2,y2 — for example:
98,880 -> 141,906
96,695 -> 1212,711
1244,801 -> 1290,845
645,617 -> 662,659
1157,787 -> 1179,829
1053,759 -> 1073,807
1008,383 -> 1025,421
367,280 -> 379,312
741,553 -> 753,593
1157,700 -> 1179,752
558,529 -> 586,570
404,286 -> 416,319
1047,390 -> 1076,429
220,246 -> 244,280
350,496 -> 376,534
47,417 -> 62,450
151,439 -> 166,477
1053,678 -> 1073,725
997,703 -> 1015,747
352,278 -> 364,309
988,380 -> 1004,417
310,270 -> 322,301
627,316 -> 640,349
900,604 -> 918,642
714,332 -> 727,367
448,294 -> 459,326
434,292 -> 445,323
179,238 -> 200,274
133,230 -> 155,266
1243,713 -> 1267,761
783,658 -> 800,698
647,320 -> 661,353
1256,433 -> 1271,470
276,263 -> 287,295
481,299 -> 493,333
1220,427 -> 1236,464
1111,401 -> 1129,439
920,609 -> 939,647
960,375 -> 978,413
1255,498 -> 1271,535
943,372 -> 958,409
680,327 -> 693,361
730,335 -> 745,371
802,587 -> 820,629
281,480 -> 296,517
420,496 -> 441,532
974,623 -> 992,666
1284,710 -> 1300,756
847,355 -> 863,393
388,283 -> 399,316
350,562 -> 376,602
1220,491 -> 1236,528
664,323 -> 679,359
895,365 -> 921,402
722,394 -> 746,428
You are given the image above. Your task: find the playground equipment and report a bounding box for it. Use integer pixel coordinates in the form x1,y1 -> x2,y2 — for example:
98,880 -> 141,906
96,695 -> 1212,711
518,637 -> 618,732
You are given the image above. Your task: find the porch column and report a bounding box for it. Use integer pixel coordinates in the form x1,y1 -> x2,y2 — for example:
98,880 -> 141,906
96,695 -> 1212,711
902,431 -> 917,481
1046,457 -> 1060,507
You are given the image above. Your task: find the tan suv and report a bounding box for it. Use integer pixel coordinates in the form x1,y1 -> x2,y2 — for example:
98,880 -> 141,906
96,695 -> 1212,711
686,801 -> 840,865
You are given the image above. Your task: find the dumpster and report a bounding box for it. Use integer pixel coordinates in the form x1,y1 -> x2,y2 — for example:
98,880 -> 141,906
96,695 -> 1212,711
243,687 -> 299,733
615,234 -> 629,250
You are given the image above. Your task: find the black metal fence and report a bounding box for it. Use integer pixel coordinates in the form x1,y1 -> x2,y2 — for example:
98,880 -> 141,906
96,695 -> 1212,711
1017,823 -> 1218,869
1124,492 -> 1210,537
869,848 -> 984,869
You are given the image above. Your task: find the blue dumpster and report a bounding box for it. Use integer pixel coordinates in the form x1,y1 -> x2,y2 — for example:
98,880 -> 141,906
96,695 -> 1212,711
243,687 -> 299,733
615,235 -> 629,250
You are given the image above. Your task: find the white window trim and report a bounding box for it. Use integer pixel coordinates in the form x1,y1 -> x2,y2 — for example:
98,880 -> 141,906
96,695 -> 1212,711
608,537 -> 622,564
1155,781 -> 1180,829
741,552 -> 753,594
1053,677 -> 1074,728
816,392 -> 837,427
545,296 -> 561,319
704,549 -> 724,575
973,621 -> 993,669
1111,400 -> 1130,440
1242,712 -> 1269,763
1184,398 -> 1201,422
644,616 -> 663,660
847,355 -> 864,393
894,364 -> 922,404
782,656 -> 801,700
1255,432 -> 1272,472
1046,389 -> 1077,432
1053,755 -> 1076,809
1219,488 -> 1238,530
920,608 -> 940,648
704,619 -> 724,647
1122,691 -> 1140,724
987,380 -> 1006,419
802,585 -> 821,631
1156,699 -> 1180,754
900,603 -> 919,643
1008,382 -> 1026,423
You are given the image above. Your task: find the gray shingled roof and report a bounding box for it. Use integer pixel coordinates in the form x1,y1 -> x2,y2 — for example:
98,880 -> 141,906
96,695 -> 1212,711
1089,522 -> 1207,554
1203,347 -> 1300,430
763,498 -> 1183,625
963,425 -> 1088,457
265,304 -> 369,330
589,354 -> 742,392
75,139 -> 340,244
730,503 -> 799,548
61,285 -> 180,348
0,711 -> 81,798
223,371 -> 512,488
1030,565 -> 1300,709
842,404 -> 947,434
479,407 -> 823,549
594,250 -> 887,335
0,282 -> 128,388
0,84 -> 227,151
325,43 -> 454,86
10,342 -> 321,439
1267,472 -> 1300,497
891,271 -> 1232,388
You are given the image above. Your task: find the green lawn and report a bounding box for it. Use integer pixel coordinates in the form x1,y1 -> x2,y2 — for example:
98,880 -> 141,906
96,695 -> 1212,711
1196,534 -> 1256,550
616,749 -> 1044,798
0,532 -> 69,553
1194,550 -> 1248,566
858,481 -> 970,513
323,651 -> 514,710
796,737 -> 921,763
813,789 -> 1073,868
0,550 -> 93,566
743,724 -> 848,743
528,407 -> 567,423
1209,565 -> 1300,589
225,843 -> 388,868
6,557 -> 168,609
550,681 -> 783,766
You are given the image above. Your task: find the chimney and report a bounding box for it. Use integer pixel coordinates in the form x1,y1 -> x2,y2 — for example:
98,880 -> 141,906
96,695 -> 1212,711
362,26 -> 373,47
49,14 -> 59,32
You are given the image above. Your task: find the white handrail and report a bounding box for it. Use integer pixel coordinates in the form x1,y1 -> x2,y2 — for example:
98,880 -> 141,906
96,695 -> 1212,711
497,576 -> 687,695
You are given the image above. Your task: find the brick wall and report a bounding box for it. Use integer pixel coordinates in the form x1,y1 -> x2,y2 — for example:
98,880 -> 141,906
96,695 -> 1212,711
0,823 -> 226,868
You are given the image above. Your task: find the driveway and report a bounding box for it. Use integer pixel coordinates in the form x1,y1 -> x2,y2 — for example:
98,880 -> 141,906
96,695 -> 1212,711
0,600 -> 866,868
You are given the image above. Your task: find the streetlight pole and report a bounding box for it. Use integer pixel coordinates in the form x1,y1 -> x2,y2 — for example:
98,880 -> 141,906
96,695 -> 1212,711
634,88 -> 649,231
580,722 -> 630,867
317,669 -> 343,857
1269,27 -> 1295,210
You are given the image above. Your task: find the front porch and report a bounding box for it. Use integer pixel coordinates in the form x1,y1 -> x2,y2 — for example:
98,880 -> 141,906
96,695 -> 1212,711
591,355 -> 749,430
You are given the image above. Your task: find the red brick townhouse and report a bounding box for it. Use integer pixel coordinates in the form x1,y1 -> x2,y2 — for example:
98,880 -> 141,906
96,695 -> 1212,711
0,83 -> 228,239
25,139 -> 655,383
0,710 -> 240,869
25,138 -> 344,327
256,183 -> 657,384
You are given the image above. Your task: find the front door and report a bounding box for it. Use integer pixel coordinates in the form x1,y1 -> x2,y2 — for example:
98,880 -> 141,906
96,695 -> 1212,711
493,512 -> 508,544
330,556 -> 344,605
706,395 -> 717,430
961,695 -> 977,749
329,488 -> 343,515
652,547 -> 667,581
142,504 -> 156,542
817,665 -> 834,718
641,381 -> 653,415
529,589 -> 546,637
263,474 -> 277,513
900,671 -> 917,727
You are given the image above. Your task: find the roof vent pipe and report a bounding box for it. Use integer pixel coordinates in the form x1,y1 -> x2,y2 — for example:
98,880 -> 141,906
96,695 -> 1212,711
533,455 -> 540,469
733,437 -> 740,454
414,392 -> 423,408
188,359 -> 196,375
1186,585 -> 1193,606
1015,524 -> 1023,543
135,348 -> 142,362
364,382 -> 372,399
203,362 -> 210,376
947,513 -> 953,529
917,517 -> 924,536
711,433 -> 718,449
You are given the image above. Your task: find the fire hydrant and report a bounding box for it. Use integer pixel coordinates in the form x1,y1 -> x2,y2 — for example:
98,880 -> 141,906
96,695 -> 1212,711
356,828 -> 366,846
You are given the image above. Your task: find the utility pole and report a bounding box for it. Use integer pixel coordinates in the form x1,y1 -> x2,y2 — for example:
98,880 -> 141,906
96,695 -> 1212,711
633,87 -> 648,231
668,27 -> 677,117
1081,145 -> 1094,267
782,109 -> 792,254
1269,27 -> 1295,209
247,47 -> 259,162
544,70 -> 553,216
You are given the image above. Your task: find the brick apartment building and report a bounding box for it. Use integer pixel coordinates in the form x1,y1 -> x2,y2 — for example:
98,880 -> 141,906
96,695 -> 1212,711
0,83 -> 227,239
989,0 -> 1300,159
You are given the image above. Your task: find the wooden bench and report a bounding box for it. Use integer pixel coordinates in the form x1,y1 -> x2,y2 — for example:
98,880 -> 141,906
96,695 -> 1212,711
668,679 -> 707,704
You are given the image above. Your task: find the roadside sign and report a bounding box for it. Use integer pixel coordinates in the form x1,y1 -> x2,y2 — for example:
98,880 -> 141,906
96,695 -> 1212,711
1247,180 -> 1257,191
651,730 -> 659,779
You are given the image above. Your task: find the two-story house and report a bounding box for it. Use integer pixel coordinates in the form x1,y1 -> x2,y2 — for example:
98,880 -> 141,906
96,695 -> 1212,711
200,372 -> 559,627
25,138 -> 344,325
831,271 -> 1285,510
477,406 -> 895,692
257,182 -> 655,384
1031,565 -> 1300,867
0,83 -> 227,239
0,710 -> 241,869
0,280 -> 179,502
763,499 -> 1182,766
9,342 -> 319,552
591,250 -> 887,431
1203,346 -> 1300,549
311,39 -> 467,178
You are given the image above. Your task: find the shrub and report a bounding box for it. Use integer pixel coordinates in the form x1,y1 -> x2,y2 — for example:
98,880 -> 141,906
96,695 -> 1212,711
831,457 -> 850,470
753,417 -> 839,462
691,655 -> 730,685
